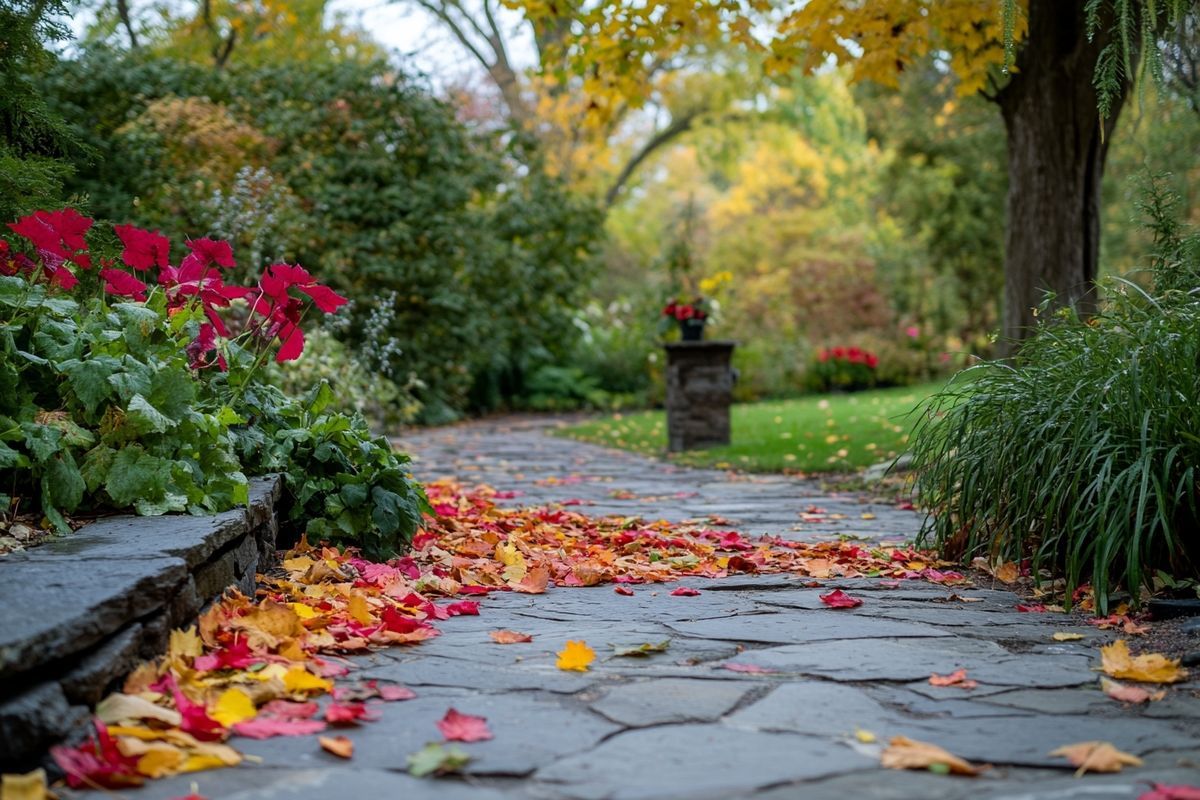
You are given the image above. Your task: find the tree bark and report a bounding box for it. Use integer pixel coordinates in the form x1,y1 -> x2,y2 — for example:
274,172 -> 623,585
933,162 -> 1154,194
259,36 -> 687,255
996,0 -> 1128,354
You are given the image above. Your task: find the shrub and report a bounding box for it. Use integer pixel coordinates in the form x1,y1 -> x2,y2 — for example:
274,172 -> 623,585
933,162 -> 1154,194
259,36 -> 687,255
807,346 -> 879,392
0,209 -> 426,557
909,189 -> 1200,610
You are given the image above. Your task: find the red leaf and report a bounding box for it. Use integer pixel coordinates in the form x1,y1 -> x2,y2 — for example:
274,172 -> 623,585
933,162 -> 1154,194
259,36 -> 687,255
50,720 -> 141,789
670,587 -> 701,596
325,702 -> 376,725
1138,785 -> 1200,800
443,600 -> 480,616
613,586 -> 635,596
1016,603 -> 1048,613
436,708 -> 493,742
233,717 -> 327,739
377,684 -> 417,701
819,589 -> 863,608
721,662 -> 777,674
259,700 -> 319,720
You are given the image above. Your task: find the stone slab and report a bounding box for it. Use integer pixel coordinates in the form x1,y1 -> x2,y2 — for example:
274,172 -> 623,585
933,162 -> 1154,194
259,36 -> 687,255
590,678 -> 760,726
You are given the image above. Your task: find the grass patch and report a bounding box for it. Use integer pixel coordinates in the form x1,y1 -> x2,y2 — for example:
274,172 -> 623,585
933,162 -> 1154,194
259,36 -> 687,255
557,382 -> 945,473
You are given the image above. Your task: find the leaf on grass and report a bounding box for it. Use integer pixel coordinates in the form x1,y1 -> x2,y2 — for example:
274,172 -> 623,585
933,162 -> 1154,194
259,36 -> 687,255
819,589 -> 863,608
319,736 -> 354,759
1099,677 -> 1165,704
612,640 -> 671,657
928,669 -> 978,690
880,735 -> 983,776
556,640 -> 596,671
489,629 -> 533,644
407,743 -> 471,778
1052,632 -> 1085,641
670,586 -> 700,596
1100,640 -> 1188,684
436,708 -> 493,742
1049,741 -> 1142,775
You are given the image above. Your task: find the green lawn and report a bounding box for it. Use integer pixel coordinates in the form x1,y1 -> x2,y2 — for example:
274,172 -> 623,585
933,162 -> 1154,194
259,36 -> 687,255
558,382 -> 945,473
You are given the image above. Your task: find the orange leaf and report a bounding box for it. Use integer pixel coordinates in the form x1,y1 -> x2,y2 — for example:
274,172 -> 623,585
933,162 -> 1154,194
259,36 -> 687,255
319,736 -> 354,759
489,629 -> 533,644
1100,640 -> 1188,684
512,566 -> 550,594
994,561 -> 1019,584
880,735 -> 983,776
1050,741 -> 1142,776
1099,677 -> 1164,704
556,640 -> 595,671
928,669 -> 978,689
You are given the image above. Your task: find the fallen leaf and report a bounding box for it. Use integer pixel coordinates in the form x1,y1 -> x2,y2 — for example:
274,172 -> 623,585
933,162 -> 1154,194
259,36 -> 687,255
1,768 -> 49,800
612,640 -> 671,657
670,587 -> 701,596
1052,632 -> 1085,641
134,747 -> 184,779
283,666 -> 334,695
377,685 -> 417,701
1099,677 -> 1165,704
556,640 -> 596,671
319,736 -> 354,759
819,589 -> 863,608
1138,784 -> 1200,800
1101,640 -> 1188,684
96,693 -> 183,727
855,728 -> 877,743
347,593 -> 373,625
881,735 -> 983,776
407,743 -> 471,777
860,513 -> 876,520
613,585 -> 635,596
721,663 -> 777,674
994,561 -> 1020,584
436,708 -> 493,742
511,565 -> 549,594
325,702 -> 375,725
1050,741 -> 1143,776
489,629 -> 533,644
231,717 -> 326,739
928,669 -> 978,690
210,688 -> 257,728
1016,603 -> 1047,612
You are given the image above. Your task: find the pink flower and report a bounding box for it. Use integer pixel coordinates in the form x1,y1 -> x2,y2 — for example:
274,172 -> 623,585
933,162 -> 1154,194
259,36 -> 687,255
905,326 -> 920,339
114,224 -> 171,271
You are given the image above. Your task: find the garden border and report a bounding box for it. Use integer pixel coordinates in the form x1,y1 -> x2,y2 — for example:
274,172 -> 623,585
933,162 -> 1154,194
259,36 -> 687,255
0,476 -> 282,772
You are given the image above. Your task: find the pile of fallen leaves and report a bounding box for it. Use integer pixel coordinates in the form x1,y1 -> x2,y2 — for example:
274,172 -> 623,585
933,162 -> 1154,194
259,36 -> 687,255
37,480 -> 1192,796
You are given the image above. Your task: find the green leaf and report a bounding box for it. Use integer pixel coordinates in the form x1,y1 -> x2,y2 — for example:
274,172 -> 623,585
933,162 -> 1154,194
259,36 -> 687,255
0,439 -> 29,468
135,493 -> 188,515
104,446 -> 171,507
306,380 -> 335,416
339,482 -> 368,509
148,366 -> 196,421
21,422 -> 62,463
611,640 -> 671,658
80,444 -> 116,492
406,743 -> 471,778
42,451 -> 85,513
59,357 -> 121,410
126,394 -> 176,434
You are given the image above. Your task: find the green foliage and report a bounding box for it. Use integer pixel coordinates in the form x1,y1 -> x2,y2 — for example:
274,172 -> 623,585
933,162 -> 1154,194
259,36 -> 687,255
0,216 -> 426,558
909,188 -> 1200,610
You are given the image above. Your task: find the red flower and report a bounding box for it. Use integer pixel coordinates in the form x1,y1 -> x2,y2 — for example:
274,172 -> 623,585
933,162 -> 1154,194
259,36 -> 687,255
258,263 -> 347,314
831,347 -> 846,360
114,224 -> 171,271
184,237 -> 236,269
185,322 -> 227,371
816,348 -> 830,363
663,302 -> 677,317
160,245 -> 253,336
8,209 -> 92,258
247,263 -> 347,363
866,353 -> 879,369
100,268 -> 148,302
677,305 -> 695,320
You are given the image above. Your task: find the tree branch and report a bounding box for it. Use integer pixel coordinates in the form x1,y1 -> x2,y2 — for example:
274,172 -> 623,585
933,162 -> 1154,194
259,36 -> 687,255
115,0 -> 139,48
604,110 -> 701,208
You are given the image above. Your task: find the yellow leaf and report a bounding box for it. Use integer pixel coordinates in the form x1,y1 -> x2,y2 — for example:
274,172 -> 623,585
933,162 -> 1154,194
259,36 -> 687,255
1052,632 -> 1084,642
289,602 -> 319,620
880,735 -> 983,776
1100,639 -> 1188,684
168,627 -> 204,661
860,513 -> 876,520
347,593 -> 373,625
210,688 -> 257,727
135,746 -> 184,778
1049,741 -> 1142,776
854,728 -> 876,743
283,666 -> 333,694
994,562 -> 1019,584
1,768 -> 49,800
556,640 -> 596,672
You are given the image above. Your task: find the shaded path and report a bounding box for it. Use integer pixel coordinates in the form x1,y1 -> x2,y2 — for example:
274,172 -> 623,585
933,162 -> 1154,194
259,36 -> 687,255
115,417 -> 1200,800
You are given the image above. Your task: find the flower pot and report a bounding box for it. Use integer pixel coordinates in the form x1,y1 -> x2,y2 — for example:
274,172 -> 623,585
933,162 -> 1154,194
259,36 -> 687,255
679,318 -> 705,341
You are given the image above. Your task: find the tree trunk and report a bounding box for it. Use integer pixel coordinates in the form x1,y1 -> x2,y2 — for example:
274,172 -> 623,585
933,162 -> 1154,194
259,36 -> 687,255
996,0 -> 1128,354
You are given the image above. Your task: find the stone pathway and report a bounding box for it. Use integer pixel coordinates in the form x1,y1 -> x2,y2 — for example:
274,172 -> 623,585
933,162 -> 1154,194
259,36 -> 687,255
91,418 -> 1200,800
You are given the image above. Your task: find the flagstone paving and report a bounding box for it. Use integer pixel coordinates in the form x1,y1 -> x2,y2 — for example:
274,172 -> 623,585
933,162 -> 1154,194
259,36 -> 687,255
89,417 -> 1200,800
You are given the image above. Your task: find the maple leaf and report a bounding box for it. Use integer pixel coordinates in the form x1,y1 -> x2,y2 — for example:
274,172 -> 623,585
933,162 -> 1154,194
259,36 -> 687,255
880,735 -> 984,776
437,708 -> 493,742
1138,784 -> 1200,800
928,669 -> 978,690
612,640 -> 671,657
1101,640 -> 1188,684
319,735 -> 354,759
670,586 -> 701,596
325,702 -> 376,725
283,666 -> 334,695
407,743 -> 471,777
1099,677 -> 1165,704
443,601 -> 480,616
232,718 -> 326,739
1050,741 -> 1143,776
613,585 -> 635,596
379,684 -> 417,701
489,629 -> 533,644
512,565 -> 550,594
556,640 -> 596,671
819,589 -> 863,608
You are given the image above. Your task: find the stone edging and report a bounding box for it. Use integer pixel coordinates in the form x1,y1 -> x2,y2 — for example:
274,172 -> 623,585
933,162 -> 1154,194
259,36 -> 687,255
0,476 -> 282,772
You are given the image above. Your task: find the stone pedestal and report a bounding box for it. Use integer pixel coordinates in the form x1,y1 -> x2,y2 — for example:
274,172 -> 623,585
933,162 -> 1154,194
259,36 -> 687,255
664,341 -> 736,452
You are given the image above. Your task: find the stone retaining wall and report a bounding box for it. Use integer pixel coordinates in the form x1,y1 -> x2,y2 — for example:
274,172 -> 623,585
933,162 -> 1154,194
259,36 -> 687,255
0,477 -> 282,772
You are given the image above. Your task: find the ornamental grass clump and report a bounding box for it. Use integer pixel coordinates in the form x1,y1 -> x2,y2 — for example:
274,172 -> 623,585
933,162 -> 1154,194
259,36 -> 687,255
910,192 -> 1200,612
